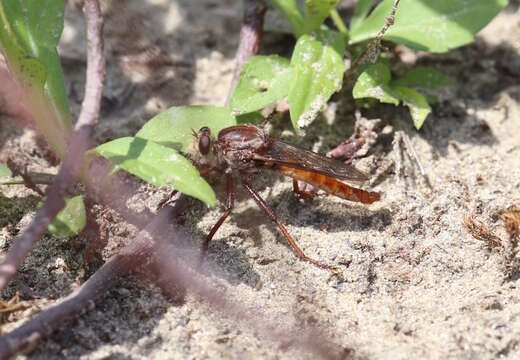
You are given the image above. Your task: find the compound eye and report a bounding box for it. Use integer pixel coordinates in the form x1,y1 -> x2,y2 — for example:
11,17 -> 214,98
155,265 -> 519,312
198,133 -> 211,155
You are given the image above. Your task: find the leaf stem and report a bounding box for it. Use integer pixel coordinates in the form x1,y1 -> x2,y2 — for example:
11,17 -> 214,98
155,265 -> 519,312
330,9 -> 348,36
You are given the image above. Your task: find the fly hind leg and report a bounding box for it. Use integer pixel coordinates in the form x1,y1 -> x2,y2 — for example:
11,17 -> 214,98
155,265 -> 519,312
243,178 -> 337,273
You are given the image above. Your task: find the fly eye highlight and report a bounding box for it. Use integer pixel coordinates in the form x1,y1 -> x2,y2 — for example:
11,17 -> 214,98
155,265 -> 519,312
198,127 -> 211,155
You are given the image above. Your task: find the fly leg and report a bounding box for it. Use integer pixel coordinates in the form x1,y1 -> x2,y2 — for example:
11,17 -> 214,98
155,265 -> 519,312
156,189 -> 179,210
243,179 -> 337,272
292,180 -> 321,199
199,173 -> 235,265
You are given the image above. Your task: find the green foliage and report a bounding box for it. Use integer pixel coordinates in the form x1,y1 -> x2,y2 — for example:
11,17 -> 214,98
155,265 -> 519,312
228,29 -> 347,133
0,0 -> 71,157
236,111 -> 265,124
269,0 -> 339,36
353,63 -> 436,129
350,0 -> 374,31
268,0 -> 305,36
349,0 -> 508,52
136,105 -> 236,155
303,0 -> 339,34
229,55 -> 292,115
392,66 -> 455,104
262,0 -> 504,131
93,136 -> 216,207
353,63 -> 399,105
47,195 -> 86,237
288,29 -> 345,132
94,105 -> 240,205
394,86 -> 431,129
93,105 -> 240,206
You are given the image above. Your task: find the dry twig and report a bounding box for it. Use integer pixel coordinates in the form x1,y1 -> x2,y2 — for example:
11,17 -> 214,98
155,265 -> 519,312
225,0 -> 267,104
347,0 -> 401,81
327,114 -> 380,163
0,200 -> 182,358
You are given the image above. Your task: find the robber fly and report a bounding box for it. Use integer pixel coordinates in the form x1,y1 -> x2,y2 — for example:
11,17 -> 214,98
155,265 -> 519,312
194,124 -> 380,271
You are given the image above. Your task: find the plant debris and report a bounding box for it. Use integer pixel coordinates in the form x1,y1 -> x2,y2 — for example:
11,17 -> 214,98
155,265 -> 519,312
503,205 -> 520,241
463,214 -> 502,250
0,293 -> 30,328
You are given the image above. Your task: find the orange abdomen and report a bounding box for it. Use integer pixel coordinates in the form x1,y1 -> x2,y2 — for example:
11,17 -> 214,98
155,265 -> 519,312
278,165 -> 380,204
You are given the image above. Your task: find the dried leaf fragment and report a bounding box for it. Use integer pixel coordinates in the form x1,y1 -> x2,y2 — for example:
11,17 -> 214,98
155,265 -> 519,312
463,214 -> 502,250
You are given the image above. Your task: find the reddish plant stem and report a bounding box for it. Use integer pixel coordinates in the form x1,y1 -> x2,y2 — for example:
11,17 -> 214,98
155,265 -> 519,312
0,188 -> 340,359
327,124 -> 378,163
225,0 -> 267,104
328,134 -> 367,163
0,0 -> 105,291
0,201 -> 183,359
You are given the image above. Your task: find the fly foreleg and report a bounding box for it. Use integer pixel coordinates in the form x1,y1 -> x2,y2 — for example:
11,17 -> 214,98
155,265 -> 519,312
199,173 -> 235,265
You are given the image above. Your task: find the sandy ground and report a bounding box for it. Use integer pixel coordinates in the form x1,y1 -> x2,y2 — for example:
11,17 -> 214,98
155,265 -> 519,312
1,0 -> 520,359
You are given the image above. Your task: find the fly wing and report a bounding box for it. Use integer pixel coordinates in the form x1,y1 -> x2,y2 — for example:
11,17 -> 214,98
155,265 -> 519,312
254,139 -> 370,184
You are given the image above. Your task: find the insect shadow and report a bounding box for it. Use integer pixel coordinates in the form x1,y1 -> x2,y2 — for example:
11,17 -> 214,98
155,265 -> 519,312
194,175 -> 391,284
230,186 -> 391,240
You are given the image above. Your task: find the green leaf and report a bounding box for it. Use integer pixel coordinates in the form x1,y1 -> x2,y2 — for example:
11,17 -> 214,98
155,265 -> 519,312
229,55 -> 292,115
136,105 -> 236,155
0,0 -> 71,156
392,66 -> 455,104
236,111 -> 265,124
303,0 -> 339,34
353,63 -> 399,105
268,0 -> 305,36
349,0 -> 508,52
393,66 -> 455,89
353,64 -> 432,129
93,137 -> 216,206
0,0 -> 70,120
0,164 -> 12,179
48,196 -> 86,237
393,86 -> 431,130
350,0 -> 374,31
288,29 -> 346,132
